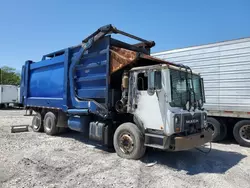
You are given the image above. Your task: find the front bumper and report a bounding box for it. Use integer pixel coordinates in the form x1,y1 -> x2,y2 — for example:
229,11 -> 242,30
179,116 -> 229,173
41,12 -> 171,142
173,130 -> 212,151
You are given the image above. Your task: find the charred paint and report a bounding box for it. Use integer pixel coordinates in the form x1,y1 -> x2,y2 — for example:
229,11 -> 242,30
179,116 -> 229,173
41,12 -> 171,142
110,46 -> 180,74
110,46 -> 137,73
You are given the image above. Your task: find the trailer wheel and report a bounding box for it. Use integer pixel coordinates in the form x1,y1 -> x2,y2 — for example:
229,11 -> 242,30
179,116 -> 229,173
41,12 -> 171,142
31,112 -> 43,132
219,122 -> 228,141
233,120 -> 250,147
207,117 -> 223,142
44,112 -> 59,136
113,122 -> 145,160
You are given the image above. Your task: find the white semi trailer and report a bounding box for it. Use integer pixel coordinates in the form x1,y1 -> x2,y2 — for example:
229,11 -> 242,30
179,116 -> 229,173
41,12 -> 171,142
152,37 -> 250,147
0,85 -> 19,108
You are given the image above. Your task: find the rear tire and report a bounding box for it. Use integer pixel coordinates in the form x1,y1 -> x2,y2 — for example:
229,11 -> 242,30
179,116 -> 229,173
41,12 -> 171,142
233,120 -> 250,147
218,121 -> 228,141
32,112 -> 43,132
44,112 -> 59,135
113,122 -> 146,160
207,117 -> 221,141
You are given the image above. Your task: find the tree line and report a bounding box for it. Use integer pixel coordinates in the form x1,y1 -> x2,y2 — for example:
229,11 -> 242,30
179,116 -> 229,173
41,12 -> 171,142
0,66 -> 21,85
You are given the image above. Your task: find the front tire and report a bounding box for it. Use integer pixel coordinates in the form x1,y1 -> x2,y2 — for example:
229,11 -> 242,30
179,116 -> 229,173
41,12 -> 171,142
233,120 -> 250,147
43,112 -> 59,135
113,122 -> 145,160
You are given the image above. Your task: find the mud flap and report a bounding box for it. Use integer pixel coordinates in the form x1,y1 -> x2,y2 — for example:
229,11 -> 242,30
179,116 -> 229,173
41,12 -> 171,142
23,109 -> 33,116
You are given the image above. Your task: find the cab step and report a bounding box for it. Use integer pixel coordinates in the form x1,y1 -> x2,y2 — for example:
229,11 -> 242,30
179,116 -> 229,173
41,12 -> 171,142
144,144 -> 165,149
144,133 -> 167,149
145,133 -> 165,139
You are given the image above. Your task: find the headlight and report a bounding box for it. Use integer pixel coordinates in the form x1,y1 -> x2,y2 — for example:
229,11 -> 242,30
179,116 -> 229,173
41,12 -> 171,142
175,116 -> 180,124
203,112 -> 207,120
174,115 -> 181,132
185,101 -> 190,110
203,113 -> 208,127
199,99 -> 203,107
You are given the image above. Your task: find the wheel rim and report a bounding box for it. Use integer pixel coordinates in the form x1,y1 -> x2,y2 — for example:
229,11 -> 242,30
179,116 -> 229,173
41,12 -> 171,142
45,117 -> 53,132
33,115 -> 41,130
207,122 -> 215,136
118,132 -> 134,154
33,117 -> 39,129
239,125 -> 250,143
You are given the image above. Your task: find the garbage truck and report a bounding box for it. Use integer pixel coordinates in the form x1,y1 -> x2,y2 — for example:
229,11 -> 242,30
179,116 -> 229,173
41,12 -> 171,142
20,24 -> 211,159
152,37 -> 250,147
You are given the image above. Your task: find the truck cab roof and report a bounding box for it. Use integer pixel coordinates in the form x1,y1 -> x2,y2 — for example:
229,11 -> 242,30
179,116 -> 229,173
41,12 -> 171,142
130,63 -> 200,76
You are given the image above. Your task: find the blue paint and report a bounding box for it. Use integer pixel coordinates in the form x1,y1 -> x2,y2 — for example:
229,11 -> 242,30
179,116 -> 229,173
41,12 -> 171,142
30,55 -> 65,70
20,65 -> 25,104
28,63 -> 64,98
21,36 -> 111,115
68,116 -> 90,133
26,97 -> 64,108
20,26 -> 150,118
68,37 -> 110,112
67,109 -> 89,115
63,49 -> 70,111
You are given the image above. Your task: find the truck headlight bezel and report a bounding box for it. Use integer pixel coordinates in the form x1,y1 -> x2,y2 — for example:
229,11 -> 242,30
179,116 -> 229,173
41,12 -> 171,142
199,99 -> 203,108
174,115 -> 181,132
203,113 -> 208,128
175,116 -> 180,124
185,101 -> 190,110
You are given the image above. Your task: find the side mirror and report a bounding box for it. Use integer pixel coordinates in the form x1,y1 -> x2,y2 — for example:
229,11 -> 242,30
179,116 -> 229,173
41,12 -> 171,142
147,70 -> 155,96
147,70 -> 162,96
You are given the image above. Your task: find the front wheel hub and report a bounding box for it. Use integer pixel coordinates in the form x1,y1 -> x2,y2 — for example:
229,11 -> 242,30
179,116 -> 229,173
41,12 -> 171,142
119,133 -> 134,154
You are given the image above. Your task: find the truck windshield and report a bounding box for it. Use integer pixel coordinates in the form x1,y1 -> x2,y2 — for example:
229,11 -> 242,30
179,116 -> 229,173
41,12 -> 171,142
169,69 -> 202,108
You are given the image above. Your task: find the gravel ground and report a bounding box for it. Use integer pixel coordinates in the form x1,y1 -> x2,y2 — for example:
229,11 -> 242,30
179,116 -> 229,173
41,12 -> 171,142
0,109 -> 250,188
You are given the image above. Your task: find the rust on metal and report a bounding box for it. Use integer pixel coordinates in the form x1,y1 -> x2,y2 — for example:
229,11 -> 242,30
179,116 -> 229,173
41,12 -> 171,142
139,53 -> 177,67
110,46 -> 137,73
110,46 -> 178,74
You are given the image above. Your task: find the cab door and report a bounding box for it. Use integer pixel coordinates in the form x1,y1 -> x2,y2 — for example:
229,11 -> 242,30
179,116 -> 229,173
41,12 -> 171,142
129,70 -> 164,130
